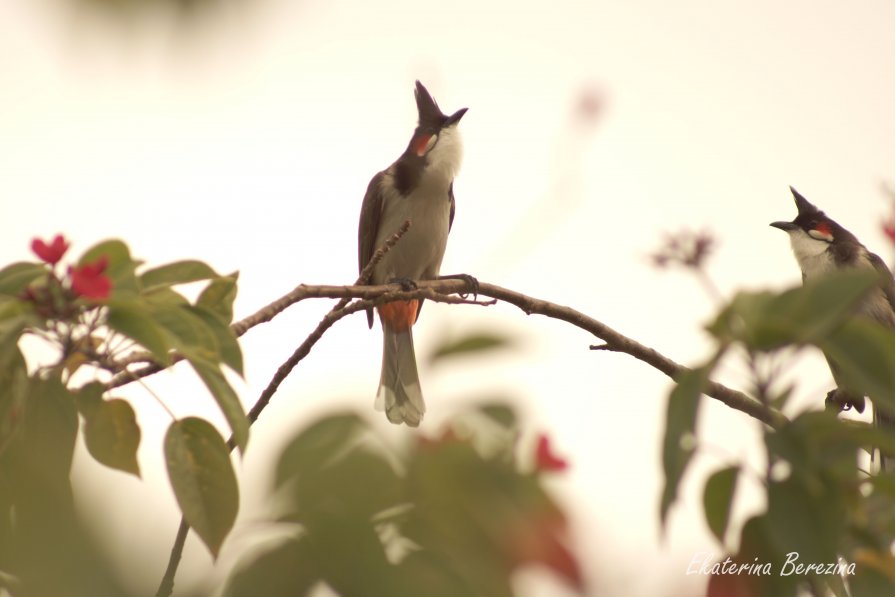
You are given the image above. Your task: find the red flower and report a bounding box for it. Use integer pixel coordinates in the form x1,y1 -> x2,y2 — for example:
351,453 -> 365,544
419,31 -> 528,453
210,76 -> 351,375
884,220 -> 895,245
70,256 -> 112,300
31,234 -> 69,265
535,433 -> 569,472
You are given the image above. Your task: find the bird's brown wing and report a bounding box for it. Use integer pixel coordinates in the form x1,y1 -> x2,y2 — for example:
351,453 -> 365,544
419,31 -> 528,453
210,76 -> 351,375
358,172 -> 386,328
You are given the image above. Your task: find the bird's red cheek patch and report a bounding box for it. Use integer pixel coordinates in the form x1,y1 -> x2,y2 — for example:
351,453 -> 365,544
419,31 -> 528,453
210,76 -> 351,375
414,134 -> 434,156
810,222 -> 834,241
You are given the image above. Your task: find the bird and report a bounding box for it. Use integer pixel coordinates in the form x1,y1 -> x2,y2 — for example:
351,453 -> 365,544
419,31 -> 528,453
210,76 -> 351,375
771,186 -> 895,468
357,81 -> 468,427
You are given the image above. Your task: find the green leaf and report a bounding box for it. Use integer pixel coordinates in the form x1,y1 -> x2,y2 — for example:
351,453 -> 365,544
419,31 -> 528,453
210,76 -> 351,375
190,305 -> 244,375
188,359 -> 249,453
660,354 -> 721,527
708,269 -> 878,351
428,330 -> 514,364
703,466 -> 739,544
0,347 -> 28,455
0,300 -> 36,348
82,398 -> 141,477
0,262 -> 47,297
151,304 -> 220,363
26,376 -> 79,477
165,417 -> 239,558
140,260 -> 219,291
78,239 -> 140,294
197,274 -> 238,324
106,299 -> 172,364
821,318 -> 895,416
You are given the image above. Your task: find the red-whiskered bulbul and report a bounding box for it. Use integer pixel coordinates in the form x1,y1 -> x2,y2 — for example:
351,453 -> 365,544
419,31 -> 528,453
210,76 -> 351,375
357,81 -> 468,427
771,187 -> 895,469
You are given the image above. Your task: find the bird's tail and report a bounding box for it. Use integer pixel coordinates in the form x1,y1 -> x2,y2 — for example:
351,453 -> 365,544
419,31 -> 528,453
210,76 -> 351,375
375,326 -> 425,426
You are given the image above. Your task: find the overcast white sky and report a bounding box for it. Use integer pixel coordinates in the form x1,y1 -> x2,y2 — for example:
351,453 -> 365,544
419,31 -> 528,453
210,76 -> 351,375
2,0 -> 895,595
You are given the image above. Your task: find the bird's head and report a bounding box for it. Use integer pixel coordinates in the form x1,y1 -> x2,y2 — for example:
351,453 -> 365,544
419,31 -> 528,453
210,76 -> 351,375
405,81 -> 467,176
770,187 -> 850,263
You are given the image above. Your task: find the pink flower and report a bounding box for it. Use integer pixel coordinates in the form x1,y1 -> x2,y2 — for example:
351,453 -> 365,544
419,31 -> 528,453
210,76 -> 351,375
70,256 -> 112,300
535,433 -> 569,472
31,234 -> 69,265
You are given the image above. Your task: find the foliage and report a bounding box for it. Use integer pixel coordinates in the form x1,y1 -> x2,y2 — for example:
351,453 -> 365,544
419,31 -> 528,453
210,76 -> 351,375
222,406 -> 581,597
662,268 -> 895,596
0,235 -> 246,592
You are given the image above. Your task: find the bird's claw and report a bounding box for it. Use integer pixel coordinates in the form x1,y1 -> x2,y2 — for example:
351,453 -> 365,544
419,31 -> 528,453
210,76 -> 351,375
439,273 -> 479,299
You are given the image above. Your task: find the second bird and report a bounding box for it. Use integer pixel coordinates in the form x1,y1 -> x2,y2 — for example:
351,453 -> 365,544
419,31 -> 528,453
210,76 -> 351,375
357,81 -> 468,427
771,186 -> 895,469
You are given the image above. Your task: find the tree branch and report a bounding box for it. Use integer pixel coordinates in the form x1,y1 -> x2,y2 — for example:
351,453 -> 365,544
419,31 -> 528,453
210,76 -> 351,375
151,264 -> 784,596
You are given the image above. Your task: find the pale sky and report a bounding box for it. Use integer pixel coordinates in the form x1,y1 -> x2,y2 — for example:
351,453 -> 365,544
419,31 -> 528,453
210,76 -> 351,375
2,1 -> 895,595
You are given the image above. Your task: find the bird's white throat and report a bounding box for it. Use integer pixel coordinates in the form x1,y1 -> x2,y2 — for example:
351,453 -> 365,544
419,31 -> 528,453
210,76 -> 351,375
788,229 -> 835,277
425,126 -> 463,183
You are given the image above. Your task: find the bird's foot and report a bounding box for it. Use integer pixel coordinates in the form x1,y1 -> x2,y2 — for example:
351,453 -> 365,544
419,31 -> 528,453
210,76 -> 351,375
438,273 -> 479,299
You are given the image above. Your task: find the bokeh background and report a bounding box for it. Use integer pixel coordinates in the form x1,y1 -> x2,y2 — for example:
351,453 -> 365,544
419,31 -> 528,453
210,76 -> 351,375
2,0 -> 895,595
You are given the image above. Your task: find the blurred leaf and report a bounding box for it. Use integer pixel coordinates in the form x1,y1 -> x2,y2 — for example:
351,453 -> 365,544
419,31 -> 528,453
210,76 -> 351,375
0,300 -> 36,354
106,299 -> 172,364
78,239 -> 140,294
275,414 -> 401,523
851,549 -> 895,595
428,330 -> 514,365
82,398 -> 141,477
708,269 -> 877,351
142,286 -> 189,307
405,434 -> 579,593
660,356 -> 719,527
822,318 -> 895,416
164,417 -> 239,558
190,305 -> 244,375
0,263 -> 46,297
188,359 -> 249,453
0,347 -> 28,456
703,466 -> 739,545
24,376 -> 79,483
221,535 -> 318,597
152,303 -> 219,362
274,413 -> 367,489
767,411 -> 859,485
478,403 -> 517,429
393,551 -> 476,596
766,475 -> 843,564
197,274 -> 238,324
139,260 -> 219,291
5,377 -> 129,597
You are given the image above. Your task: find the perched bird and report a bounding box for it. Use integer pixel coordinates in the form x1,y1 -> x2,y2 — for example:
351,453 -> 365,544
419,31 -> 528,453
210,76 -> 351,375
771,186 -> 895,468
357,81 -> 468,426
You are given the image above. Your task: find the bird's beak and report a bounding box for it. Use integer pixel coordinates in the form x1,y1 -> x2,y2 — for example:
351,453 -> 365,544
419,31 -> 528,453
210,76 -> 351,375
445,107 -> 468,125
770,221 -> 798,231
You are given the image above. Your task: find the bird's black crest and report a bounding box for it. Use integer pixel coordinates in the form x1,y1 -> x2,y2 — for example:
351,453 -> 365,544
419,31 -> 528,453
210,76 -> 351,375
414,81 -> 447,129
790,186 -> 822,218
